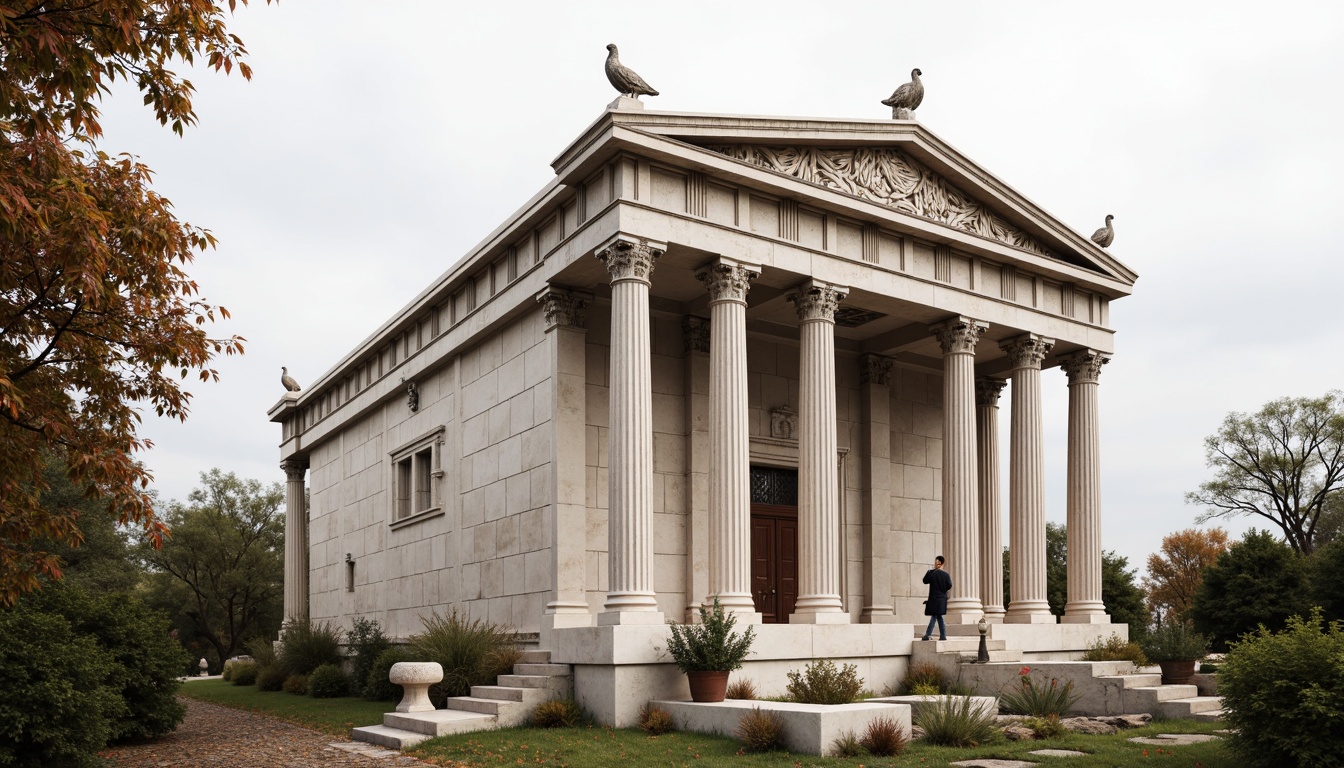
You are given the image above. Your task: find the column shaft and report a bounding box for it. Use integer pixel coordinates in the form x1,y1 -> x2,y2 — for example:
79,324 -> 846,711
597,236 -> 664,624
976,378 -> 1007,622
282,459 -> 309,624
1001,334 -> 1056,624
930,318 -> 987,624
699,259 -> 761,621
860,355 -> 896,623
1063,351 -> 1111,623
789,280 -> 850,623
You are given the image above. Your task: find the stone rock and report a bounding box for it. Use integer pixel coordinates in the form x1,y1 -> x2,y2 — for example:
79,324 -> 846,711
1096,713 -> 1152,729
1060,717 -> 1117,735
950,761 -> 1039,768
1128,733 -> 1222,746
1002,724 -> 1038,741
1029,749 -> 1088,757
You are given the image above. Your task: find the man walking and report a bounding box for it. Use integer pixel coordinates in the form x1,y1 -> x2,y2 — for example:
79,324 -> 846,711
921,555 -> 951,641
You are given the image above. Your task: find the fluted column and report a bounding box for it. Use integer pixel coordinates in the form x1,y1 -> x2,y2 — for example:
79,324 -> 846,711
788,280 -> 850,624
1062,350 -> 1111,623
537,287 -> 593,628
596,235 -> 665,624
698,257 -> 762,622
930,317 -> 987,624
976,377 -> 1007,623
1001,333 -> 1056,624
281,458 -> 310,624
860,354 -> 897,623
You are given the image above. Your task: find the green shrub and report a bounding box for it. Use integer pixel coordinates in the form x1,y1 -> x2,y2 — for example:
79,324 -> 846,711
230,661 -> 259,686
256,666 -> 286,692
365,646 -> 414,701
725,677 -> 758,700
786,659 -> 863,705
915,695 -> 997,747
1080,633 -> 1148,666
531,698 -> 583,728
245,635 -> 278,669
860,715 -> 907,756
899,661 -> 948,695
664,598 -> 756,673
346,617 -> 390,699
831,729 -> 863,757
637,702 -> 674,735
1023,714 -> 1066,739
282,673 -> 309,695
308,663 -> 349,698
1191,529 -> 1312,651
221,662 -> 235,682
1219,608 -> 1344,768
410,610 -> 517,705
735,706 -> 785,752
998,667 -> 1079,717
278,618 -> 345,676
1140,621 -> 1209,662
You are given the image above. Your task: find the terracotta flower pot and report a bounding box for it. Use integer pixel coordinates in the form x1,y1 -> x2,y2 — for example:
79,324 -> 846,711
1157,659 -> 1197,686
686,670 -> 730,702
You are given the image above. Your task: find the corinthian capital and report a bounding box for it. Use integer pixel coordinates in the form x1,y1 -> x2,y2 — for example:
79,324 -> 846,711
683,315 -> 710,354
1060,350 -> 1110,384
860,354 -> 894,386
696,258 -> 761,303
595,234 -> 665,284
999,333 -> 1055,369
281,458 -> 309,482
929,317 -> 988,355
975,377 -> 1007,407
536,286 -> 591,330
787,280 -> 848,322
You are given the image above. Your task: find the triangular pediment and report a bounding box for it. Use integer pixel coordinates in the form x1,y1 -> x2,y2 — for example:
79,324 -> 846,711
708,144 -> 1050,258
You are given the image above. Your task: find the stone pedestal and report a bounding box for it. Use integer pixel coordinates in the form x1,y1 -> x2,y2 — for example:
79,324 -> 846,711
390,662 -> 444,713
1001,334 -> 1056,625
1062,351 -> 1111,624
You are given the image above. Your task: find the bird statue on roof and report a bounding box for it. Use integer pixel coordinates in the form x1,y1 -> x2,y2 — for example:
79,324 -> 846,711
605,44 -> 659,100
1090,214 -> 1115,248
281,366 -> 302,393
882,68 -> 924,120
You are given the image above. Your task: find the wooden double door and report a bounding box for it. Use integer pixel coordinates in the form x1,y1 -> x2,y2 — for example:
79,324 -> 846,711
749,465 -> 800,623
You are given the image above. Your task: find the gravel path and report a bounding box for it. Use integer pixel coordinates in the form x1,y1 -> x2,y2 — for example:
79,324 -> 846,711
101,698 -> 438,767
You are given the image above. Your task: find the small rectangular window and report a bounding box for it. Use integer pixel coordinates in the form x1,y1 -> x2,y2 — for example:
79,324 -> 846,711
396,458 -> 412,520
389,428 -> 446,527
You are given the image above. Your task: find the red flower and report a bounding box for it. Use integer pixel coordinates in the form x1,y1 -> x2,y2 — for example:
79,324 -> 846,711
1019,666 -> 1031,675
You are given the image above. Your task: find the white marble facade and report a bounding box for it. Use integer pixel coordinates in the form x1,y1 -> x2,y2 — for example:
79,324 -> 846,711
271,104 -> 1135,652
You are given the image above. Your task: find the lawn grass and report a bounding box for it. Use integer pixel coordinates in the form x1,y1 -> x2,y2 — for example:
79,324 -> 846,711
409,717 -> 1235,767
178,679 -> 394,737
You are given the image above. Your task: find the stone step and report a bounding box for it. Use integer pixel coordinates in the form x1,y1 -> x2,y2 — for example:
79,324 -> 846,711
1158,696 -> 1224,719
383,708 -> 497,737
350,724 -> 432,750
471,684 -> 549,703
514,662 -> 571,676
916,638 -> 1007,652
1101,673 -> 1162,688
953,649 -> 1023,663
517,649 -> 552,664
1126,685 -> 1199,702
498,673 -> 558,689
447,695 -> 527,715
1192,708 -> 1226,722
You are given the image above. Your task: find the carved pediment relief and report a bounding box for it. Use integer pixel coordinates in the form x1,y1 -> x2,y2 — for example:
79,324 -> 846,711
709,144 -> 1049,258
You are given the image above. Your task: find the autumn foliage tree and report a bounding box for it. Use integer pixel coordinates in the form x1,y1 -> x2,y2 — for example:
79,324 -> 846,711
1143,527 -> 1229,625
0,1 -> 265,603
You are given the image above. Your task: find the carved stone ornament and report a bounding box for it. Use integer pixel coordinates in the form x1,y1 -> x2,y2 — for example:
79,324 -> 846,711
975,377 -> 1008,407
536,287 -> 589,330
596,236 -> 663,284
405,380 -> 420,412
929,318 -> 988,355
1000,334 -> 1056,369
697,260 -> 760,303
280,458 -> 309,482
683,315 -> 710,354
770,405 -> 798,440
860,354 -> 894,386
1060,350 -> 1110,384
709,145 -> 1049,258
787,282 -> 848,322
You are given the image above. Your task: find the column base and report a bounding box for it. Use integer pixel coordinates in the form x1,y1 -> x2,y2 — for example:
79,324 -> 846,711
1062,602 -> 1111,624
860,606 -> 900,624
945,610 -> 986,625
789,610 -> 852,625
982,605 -> 1006,624
597,610 -> 666,626
541,607 -> 594,630
1004,602 -> 1057,624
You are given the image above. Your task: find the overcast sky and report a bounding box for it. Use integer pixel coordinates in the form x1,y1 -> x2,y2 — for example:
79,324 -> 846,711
97,1 -> 1344,577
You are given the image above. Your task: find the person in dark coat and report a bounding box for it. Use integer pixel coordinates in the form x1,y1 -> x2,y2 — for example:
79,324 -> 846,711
921,555 -> 951,641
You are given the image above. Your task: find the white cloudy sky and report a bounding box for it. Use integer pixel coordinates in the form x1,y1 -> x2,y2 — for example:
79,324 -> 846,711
98,1 -> 1344,575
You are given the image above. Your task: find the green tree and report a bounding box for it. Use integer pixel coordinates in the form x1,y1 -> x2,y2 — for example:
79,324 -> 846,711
1187,393 -> 1344,556
0,0 -> 264,605
1143,527 -> 1229,625
1191,529 -> 1312,651
35,456 -> 142,593
1308,539 -> 1344,623
142,470 -> 284,665
1002,522 -> 1146,634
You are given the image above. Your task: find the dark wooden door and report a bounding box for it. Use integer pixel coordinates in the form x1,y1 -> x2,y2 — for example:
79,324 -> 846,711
751,504 -> 798,623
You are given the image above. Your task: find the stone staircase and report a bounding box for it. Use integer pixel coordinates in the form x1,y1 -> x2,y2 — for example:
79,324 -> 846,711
913,637 -> 1222,721
352,649 -> 571,749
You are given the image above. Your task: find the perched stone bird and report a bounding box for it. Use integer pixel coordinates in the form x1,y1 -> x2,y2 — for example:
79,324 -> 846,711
281,366 -> 302,392
605,44 -> 659,99
1090,214 -> 1115,248
882,68 -> 924,119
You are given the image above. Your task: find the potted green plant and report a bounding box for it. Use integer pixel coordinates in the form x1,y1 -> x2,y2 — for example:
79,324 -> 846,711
1140,621 -> 1209,685
664,598 -> 757,702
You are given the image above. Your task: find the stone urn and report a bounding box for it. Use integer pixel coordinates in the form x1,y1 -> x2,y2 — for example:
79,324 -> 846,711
1158,660 -> 1198,686
686,670 -> 730,703
389,661 -> 444,713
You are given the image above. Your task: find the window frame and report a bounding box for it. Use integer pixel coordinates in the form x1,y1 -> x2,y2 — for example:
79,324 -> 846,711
388,426 -> 446,529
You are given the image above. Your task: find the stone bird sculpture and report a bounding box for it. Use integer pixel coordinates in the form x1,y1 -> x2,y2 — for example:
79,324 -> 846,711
605,44 -> 659,99
1091,214 -> 1115,248
281,366 -> 302,392
882,68 -> 924,119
